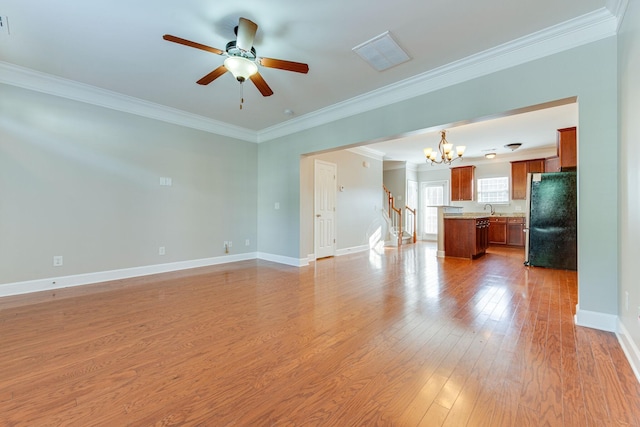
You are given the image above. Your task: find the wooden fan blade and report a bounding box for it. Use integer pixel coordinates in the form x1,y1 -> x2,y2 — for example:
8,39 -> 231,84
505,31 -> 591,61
163,34 -> 224,56
236,18 -> 258,52
249,72 -> 274,97
197,65 -> 228,85
259,57 -> 309,74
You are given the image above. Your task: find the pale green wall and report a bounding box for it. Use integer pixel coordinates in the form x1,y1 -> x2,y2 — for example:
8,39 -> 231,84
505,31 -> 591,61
0,83 -> 258,285
618,0 -> 640,357
383,165 -> 406,207
257,37 -> 619,316
300,150 -> 383,257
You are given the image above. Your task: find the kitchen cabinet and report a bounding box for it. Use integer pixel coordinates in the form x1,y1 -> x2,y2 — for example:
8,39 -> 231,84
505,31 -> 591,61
507,217 -> 525,247
451,166 -> 475,201
545,156 -> 561,173
489,217 -> 507,245
511,159 -> 545,200
557,126 -> 577,170
444,217 -> 489,259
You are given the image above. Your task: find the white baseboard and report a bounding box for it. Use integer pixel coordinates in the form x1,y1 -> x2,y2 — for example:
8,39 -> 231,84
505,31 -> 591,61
574,304 -> 618,332
437,250 -> 445,258
304,245 -> 368,262
0,252 -> 258,298
617,320 -> 640,384
257,252 -> 308,267
336,245 -> 369,256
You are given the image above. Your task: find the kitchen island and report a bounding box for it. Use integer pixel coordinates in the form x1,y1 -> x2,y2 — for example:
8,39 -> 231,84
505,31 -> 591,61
443,215 -> 490,259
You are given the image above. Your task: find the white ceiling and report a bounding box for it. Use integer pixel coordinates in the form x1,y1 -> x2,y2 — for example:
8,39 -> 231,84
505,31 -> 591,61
0,0 -> 620,161
368,100 -> 578,167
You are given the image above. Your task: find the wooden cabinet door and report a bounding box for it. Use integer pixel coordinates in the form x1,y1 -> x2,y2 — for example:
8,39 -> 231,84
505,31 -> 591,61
489,217 -> 507,244
545,156 -> 561,172
459,166 -> 474,200
511,161 -> 528,200
528,159 -> 545,174
451,168 -> 461,201
451,166 -> 475,201
511,159 -> 545,200
558,127 -> 577,169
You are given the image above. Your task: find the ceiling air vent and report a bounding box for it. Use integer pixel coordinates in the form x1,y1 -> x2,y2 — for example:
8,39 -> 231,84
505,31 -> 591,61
352,31 -> 410,71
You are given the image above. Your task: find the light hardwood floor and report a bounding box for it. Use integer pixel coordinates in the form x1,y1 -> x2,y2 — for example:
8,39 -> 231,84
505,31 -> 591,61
1,243 -> 638,426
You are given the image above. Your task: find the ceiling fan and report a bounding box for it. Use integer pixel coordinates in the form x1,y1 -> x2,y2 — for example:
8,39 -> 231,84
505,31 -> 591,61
163,17 -> 309,100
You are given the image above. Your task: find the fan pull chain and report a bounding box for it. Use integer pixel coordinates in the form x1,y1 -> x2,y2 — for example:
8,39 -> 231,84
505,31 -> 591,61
240,83 -> 244,110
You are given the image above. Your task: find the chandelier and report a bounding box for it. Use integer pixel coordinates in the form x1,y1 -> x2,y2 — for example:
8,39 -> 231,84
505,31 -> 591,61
423,130 -> 466,165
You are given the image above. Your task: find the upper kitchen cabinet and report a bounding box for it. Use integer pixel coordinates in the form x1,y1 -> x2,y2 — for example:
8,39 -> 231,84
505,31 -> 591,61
451,165 -> 475,201
545,155 -> 561,173
511,159 -> 545,200
557,126 -> 577,170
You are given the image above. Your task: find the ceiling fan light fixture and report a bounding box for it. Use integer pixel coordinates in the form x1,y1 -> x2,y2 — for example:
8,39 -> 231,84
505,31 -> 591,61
224,56 -> 258,82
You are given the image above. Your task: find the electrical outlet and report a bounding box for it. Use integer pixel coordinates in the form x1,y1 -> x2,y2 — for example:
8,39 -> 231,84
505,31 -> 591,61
275,202 -> 280,210
228,241 -> 232,248
245,239 -> 250,246
0,16 -> 9,36
53,255 -> 63,267
159,246 -> 165,255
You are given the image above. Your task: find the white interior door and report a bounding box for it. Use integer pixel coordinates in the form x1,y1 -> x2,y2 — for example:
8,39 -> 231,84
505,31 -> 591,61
314,160 -> 337,259
420,180 -> 449,241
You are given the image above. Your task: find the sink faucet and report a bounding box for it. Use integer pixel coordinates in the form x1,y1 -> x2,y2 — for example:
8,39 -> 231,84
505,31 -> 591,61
483,204 -> 495,215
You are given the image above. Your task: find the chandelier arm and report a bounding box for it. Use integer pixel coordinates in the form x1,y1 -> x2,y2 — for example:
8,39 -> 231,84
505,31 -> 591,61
424,129 -> 463,166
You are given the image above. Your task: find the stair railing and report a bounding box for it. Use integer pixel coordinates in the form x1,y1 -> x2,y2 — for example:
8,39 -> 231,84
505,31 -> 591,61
405,206 -> 417,243
383,185 -> 403,246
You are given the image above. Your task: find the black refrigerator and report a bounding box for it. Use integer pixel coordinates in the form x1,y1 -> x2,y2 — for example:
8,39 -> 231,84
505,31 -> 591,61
524,171 -> 577,270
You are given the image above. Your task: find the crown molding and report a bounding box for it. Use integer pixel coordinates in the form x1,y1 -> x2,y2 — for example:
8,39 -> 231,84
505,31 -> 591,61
346,146 -> 386,161
406,162 -> 419,173
0,62 -> 258,143
609,0 -> 630,31
0,7 -> 618,145
257,8 -> 617,143
383,161 -> 408,171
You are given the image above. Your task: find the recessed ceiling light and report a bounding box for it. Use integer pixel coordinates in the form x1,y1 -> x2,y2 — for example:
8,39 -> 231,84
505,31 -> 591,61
283,109 -> 294,116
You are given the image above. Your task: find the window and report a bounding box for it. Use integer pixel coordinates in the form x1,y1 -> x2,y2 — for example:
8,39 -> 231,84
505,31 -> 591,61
477,177 -> 509,203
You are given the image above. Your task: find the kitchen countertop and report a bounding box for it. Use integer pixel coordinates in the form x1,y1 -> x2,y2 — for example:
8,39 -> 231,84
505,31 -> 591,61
443,212 -> 526,219
443,214 -> 490,220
